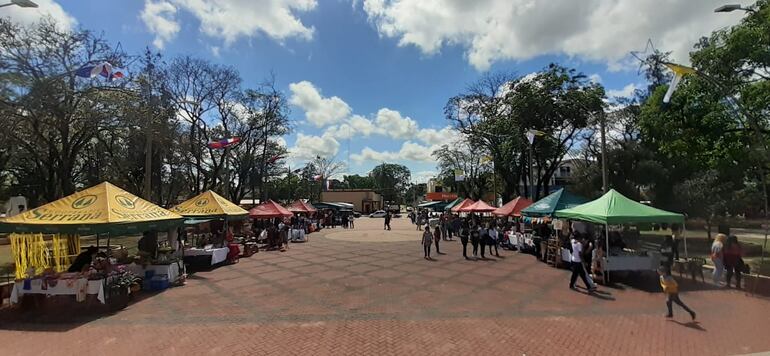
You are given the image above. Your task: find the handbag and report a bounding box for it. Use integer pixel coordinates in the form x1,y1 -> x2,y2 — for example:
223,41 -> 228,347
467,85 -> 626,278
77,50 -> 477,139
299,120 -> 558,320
738,258 -> 750,274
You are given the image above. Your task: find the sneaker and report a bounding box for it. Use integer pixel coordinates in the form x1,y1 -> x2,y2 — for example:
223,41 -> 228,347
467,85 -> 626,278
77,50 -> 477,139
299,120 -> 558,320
690,311 -> 696,321
665,314 -> 673,318
569,285 -> 576,290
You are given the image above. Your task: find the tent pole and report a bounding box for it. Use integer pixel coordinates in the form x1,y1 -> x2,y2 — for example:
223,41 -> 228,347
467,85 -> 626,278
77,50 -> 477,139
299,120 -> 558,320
605,224 -> 610,284
682,222 -> 689,260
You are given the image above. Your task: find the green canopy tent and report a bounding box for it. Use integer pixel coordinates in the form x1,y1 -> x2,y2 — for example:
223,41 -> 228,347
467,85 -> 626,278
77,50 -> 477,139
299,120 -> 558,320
555,189 -> 686,281
443,198 -> 464,212
520,188 -> 588,217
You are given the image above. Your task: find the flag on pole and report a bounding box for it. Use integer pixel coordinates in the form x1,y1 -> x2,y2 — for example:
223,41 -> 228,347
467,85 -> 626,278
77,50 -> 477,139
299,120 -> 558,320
207,137 -> 241,149
312,174 -> 323,181
663,63 -> 696,104
75,62 -> 125,80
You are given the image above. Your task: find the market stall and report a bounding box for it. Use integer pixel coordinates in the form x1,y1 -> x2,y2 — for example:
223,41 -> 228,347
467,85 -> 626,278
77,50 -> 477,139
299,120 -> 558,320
556,189 -> 685,282
520,189 -> 589,262
450,198 -> 475,213
249,200 -> 293,250
493,197 -> 533,217
443,197 -> 465,212
288,200 -> 317,241
171,190 -> 252,263
0,182 -> 184,308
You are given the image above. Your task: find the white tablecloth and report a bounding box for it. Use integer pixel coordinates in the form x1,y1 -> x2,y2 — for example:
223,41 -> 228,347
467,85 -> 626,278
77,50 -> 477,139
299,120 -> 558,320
127,263 -> 181,282
10,278 -> 106,304
185,247 -> 229,265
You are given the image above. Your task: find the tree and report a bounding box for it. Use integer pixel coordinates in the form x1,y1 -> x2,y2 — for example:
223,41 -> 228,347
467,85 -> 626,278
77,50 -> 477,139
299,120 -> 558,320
446,66 -> 604,200
0,17 -> 128,203
675,170 -> 733,240
342,174 -> 375,189
371,163 -> 411,204
432,139 -> 491,199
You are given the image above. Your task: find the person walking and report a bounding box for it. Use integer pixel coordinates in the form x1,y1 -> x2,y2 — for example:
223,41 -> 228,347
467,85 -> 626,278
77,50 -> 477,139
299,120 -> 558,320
460,221 -> 470,260
569,234 -> 596,292
659,267 -> 696,320
422,226 -> 433,260
724,235 -> 744,289
711,233 -> 726,285
488,224 -> 500,257
470,223 -> 480,259
416,211 -> 423,231
440,214 -> 449,241
451,215 -> 461,242
433,225 -> 443,254
384,211 -> 392,231
348,214 -> 355,229
478,223 -> 488,259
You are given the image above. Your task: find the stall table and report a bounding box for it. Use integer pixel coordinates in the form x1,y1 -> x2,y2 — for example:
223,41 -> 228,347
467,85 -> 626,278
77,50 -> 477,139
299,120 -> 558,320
603,250 -> 661,272
184,247 -> 229,266
10,276 -> 109,304
127,263 -> 181,283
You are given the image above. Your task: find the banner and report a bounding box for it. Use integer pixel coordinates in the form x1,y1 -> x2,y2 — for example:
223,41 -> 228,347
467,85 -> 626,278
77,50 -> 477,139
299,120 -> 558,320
454,169 -> 465,182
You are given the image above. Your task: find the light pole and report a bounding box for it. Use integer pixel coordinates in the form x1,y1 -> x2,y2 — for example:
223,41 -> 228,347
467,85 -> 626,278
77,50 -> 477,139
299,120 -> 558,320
0,0 -> 38,8
714,4 -> 756,13
600,111 -> 608,193
714,3 -> 767,293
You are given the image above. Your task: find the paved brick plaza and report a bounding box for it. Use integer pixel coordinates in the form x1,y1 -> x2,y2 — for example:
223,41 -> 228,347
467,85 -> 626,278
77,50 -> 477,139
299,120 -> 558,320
1,218 -> 770,355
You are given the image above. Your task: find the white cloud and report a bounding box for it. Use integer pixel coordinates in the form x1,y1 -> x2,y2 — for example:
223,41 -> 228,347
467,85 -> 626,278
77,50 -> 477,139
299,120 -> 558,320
607,83 -> 639,99
141,0 -> 179,49
412,170 -> 437,184
289,81 -> 352,128
360,0 -> 745,70
589,73 -> 602,84
289,133 -> 340,160
416,127 -> 459,146
5,0 -> 76,30
351,141 -> 437,163
141,0 -> 317,47
374,108 -> 419,140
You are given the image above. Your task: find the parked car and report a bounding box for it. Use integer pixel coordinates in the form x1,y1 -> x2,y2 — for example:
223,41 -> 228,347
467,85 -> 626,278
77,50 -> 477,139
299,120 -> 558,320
369,210 -> 387,218
352,211 -> 362,218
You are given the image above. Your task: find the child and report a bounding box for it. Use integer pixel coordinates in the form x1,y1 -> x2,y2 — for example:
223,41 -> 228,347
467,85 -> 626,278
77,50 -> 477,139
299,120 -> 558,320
422,226 -> 433,260
659,267 -> 696,320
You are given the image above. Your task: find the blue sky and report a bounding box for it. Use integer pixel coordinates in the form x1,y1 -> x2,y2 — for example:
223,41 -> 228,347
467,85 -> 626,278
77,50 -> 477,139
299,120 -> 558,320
6,0 -> 748,182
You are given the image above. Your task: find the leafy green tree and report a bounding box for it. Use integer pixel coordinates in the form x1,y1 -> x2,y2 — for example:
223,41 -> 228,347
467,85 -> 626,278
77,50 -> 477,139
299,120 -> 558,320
342,174 -> 376,189
371,163 -> 411,204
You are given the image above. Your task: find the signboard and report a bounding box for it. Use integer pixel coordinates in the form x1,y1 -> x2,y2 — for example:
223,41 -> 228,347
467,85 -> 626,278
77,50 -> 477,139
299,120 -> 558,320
426,192 -> 458,201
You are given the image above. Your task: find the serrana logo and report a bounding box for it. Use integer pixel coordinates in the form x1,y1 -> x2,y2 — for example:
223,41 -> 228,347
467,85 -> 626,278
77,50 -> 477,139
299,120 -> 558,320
115,195 -> 136,209
71,195 -> 97,209
195,198 -> 209,207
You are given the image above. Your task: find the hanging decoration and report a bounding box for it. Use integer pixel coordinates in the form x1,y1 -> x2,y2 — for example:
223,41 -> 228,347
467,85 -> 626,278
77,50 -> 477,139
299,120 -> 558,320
10,233 -> 50,280
662,63 -> 696,104
207,137 -> 241,149
75,62 -> 125,80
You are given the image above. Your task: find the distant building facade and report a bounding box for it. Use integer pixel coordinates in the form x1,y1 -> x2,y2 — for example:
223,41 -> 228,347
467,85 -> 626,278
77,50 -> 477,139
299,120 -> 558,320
320,189 -> 383,214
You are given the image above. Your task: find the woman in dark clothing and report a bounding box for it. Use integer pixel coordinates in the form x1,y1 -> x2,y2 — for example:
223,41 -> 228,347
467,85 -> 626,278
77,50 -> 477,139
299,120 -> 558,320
470,224 -> 480,259
68,246 -> 98,272
460,221 -> 470,259
478,224 -> 488,259
724,235 -> 744,289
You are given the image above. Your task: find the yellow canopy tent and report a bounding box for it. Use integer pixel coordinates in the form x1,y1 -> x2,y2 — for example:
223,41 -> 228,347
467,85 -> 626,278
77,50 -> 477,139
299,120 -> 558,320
0,182 -> 184,278
170,190 -> 248,220
0,181 -> 184,234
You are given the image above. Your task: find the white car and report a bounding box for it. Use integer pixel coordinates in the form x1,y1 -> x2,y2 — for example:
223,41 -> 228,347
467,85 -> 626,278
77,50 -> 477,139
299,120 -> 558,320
369,210 -> 388,218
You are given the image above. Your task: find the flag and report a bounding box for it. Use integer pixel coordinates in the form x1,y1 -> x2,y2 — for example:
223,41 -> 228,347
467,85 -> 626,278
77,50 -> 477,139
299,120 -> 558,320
207,137 -> 241,149
313,174 -> 323,181
663,63 -> 696,104
454,169 -> 465,182
75,62 -> 124,81
267,155 -> 284,164
526,129 -> 546,144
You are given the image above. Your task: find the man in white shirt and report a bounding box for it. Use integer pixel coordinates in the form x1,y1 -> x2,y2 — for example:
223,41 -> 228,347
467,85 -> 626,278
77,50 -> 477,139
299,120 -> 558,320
570,235 -> 596,292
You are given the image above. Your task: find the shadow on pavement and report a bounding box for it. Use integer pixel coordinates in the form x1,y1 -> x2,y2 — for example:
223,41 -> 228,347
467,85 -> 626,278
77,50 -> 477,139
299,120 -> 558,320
667,319 -> 707,331
0,290 -> 159,332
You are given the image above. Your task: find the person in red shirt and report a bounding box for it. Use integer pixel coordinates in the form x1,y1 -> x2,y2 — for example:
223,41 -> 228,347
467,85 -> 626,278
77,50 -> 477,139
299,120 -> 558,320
723,235 -> 744,289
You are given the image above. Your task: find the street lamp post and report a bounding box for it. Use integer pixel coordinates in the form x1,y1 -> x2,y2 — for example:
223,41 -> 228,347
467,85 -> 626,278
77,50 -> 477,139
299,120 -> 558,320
0,0 -> 38,8
600,111 -> 608,193
714,4 -> 768,291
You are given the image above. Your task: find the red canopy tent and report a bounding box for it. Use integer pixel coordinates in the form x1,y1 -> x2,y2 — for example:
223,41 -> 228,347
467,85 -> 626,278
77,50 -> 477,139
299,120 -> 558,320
492,197 -> 533,217
450,198 -> 475,213
288,200 -> 317,214
249,200 -> 293,218
459,200 -> 496,213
